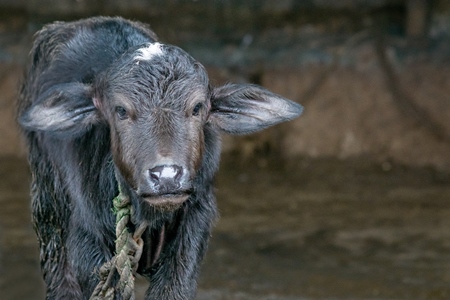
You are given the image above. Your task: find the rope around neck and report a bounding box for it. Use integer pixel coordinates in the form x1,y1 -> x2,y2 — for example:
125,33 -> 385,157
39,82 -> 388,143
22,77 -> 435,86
90,187 -> 147,300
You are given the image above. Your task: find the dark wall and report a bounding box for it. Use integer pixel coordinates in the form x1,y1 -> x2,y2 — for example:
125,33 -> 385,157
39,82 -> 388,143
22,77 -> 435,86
1,0 -> 450,168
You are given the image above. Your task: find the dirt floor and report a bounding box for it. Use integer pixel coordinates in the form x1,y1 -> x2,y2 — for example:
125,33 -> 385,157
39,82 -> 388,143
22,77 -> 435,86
1,155 -> 450,300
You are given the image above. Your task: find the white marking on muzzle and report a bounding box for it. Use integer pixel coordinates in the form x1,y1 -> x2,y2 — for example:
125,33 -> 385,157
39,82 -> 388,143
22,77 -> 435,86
161,166 -> 177,178
134,43 -> 164,61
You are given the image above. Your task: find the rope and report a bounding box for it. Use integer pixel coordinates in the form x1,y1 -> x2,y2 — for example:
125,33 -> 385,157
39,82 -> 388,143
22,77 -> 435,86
90,187 -> 146,300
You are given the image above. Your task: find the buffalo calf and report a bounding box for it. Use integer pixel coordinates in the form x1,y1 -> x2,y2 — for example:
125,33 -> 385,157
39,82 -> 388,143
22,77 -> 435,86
17,16 -> 303,299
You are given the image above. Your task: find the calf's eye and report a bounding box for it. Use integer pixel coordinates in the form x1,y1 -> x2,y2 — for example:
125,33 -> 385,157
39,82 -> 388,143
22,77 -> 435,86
192,102 -> 203,116
115,106 -> 128,120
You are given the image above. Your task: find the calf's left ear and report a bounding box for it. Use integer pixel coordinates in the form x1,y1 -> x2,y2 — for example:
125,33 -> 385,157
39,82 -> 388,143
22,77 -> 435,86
209,84 -> 303,135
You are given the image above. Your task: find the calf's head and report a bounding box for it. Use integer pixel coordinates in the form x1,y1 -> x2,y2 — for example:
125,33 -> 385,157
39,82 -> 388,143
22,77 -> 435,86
20,42 -> 303,211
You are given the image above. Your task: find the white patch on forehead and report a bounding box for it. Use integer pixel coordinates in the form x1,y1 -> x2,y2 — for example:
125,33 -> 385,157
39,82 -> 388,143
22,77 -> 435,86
134,43 -> 164,61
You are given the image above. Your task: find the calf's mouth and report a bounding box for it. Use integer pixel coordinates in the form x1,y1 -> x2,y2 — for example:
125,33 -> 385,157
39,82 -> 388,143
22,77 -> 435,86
140,192 -> 191,211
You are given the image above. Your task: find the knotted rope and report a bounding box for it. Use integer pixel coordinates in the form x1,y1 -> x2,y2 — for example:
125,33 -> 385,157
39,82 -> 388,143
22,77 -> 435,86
90,187 -> 147,300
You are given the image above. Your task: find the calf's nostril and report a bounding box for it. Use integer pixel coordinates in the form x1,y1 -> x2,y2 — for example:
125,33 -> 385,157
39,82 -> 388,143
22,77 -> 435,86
149,171 -> 160,183
172,165 -> 183,181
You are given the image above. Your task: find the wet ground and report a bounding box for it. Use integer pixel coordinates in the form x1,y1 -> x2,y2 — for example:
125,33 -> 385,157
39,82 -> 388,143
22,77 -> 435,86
1,155 -> 450,299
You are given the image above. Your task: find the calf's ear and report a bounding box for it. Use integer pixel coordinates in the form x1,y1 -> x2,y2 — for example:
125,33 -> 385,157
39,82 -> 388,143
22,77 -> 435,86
19,82 -> 99,136
209,84 -> 303,135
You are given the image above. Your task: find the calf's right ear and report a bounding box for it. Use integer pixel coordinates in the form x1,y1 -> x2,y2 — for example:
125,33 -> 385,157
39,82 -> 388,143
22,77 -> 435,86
19,82 -> 99,137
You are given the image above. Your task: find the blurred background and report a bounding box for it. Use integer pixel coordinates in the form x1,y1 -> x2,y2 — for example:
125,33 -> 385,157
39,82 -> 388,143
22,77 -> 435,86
1,0 -> 450,299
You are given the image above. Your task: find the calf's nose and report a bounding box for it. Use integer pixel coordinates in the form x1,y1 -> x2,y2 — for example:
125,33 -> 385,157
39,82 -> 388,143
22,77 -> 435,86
148,164 -> 184,192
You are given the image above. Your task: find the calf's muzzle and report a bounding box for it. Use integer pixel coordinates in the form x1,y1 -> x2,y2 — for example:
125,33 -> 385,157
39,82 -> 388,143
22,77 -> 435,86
138,162 -> 191,210
148,164 -> 184,193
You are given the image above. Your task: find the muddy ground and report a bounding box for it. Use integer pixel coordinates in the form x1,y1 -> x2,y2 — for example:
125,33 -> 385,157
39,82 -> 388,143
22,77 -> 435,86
1,155 -> 450,300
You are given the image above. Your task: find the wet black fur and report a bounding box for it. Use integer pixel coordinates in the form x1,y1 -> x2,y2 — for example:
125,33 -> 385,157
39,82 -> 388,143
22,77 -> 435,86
17,16 -> 302,300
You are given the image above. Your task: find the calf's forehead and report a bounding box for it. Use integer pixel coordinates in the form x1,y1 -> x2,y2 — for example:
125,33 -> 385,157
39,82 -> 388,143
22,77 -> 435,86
110,43 -> 209,104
